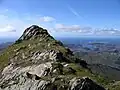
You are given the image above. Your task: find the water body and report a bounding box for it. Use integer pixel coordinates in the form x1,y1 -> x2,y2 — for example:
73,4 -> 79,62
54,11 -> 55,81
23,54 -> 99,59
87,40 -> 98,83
56,37 -> 120,45
0,37 -> 120,45
0,38 -> 16,44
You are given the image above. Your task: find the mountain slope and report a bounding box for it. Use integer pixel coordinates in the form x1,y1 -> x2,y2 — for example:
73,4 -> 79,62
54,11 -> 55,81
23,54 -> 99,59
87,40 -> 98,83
0,25 -> 72,71
89,64 -> 120,80
0,25 -> 107,90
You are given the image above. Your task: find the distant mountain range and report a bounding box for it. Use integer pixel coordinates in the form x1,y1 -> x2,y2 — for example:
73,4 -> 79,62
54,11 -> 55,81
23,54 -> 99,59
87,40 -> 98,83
65,42 -> 120,68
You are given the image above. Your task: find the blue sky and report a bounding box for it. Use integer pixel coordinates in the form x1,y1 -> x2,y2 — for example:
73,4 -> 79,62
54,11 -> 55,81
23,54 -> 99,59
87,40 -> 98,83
0,0 -> 120,38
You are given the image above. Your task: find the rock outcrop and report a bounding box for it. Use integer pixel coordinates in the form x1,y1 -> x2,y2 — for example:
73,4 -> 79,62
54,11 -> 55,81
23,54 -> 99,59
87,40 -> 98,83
18,25 -> 53,41
0,25 -> 106,90
70,77 -> 106,90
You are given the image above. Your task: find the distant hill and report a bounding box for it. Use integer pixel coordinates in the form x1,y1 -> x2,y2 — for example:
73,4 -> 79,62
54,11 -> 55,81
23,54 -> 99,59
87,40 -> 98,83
66,42 -> 120,68
0,42 -> 13,53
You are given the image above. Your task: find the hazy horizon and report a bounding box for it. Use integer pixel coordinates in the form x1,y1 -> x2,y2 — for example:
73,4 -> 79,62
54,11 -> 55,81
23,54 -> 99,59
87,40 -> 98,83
1,35 -> 120,44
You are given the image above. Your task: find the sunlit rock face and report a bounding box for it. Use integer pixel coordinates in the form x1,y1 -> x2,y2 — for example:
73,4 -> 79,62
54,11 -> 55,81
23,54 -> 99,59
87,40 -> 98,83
18,25 -> 53,40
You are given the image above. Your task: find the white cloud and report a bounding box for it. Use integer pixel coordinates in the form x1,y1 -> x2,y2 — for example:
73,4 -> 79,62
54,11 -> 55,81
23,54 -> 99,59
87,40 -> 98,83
53,24 -> 120,36
55,24 -> 80,31
0,25 -> 16,32
68,7 -> 80,17
67,5 -> 82,19
40,16 -> 55,22
94,28 -> 120,35
54,24 -> 93,34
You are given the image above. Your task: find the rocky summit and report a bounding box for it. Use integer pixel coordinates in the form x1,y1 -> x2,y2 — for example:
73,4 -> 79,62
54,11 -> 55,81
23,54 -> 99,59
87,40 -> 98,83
0,25 -> 106,90
18,25 -> 54,41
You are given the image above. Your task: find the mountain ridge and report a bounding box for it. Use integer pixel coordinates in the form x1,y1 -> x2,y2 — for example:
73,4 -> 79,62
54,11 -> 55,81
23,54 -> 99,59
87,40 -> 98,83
0,25 -> 114,90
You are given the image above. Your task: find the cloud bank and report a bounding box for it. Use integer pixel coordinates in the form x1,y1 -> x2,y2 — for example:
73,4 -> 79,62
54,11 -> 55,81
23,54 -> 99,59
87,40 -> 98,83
0,25 -> 16,32
40,16 -> 55,22
53,24 -> 120,36
55,24 -> 80,31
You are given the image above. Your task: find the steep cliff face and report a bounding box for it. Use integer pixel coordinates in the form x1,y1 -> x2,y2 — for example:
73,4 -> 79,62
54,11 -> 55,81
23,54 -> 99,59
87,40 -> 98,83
0,25 -> 106,90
